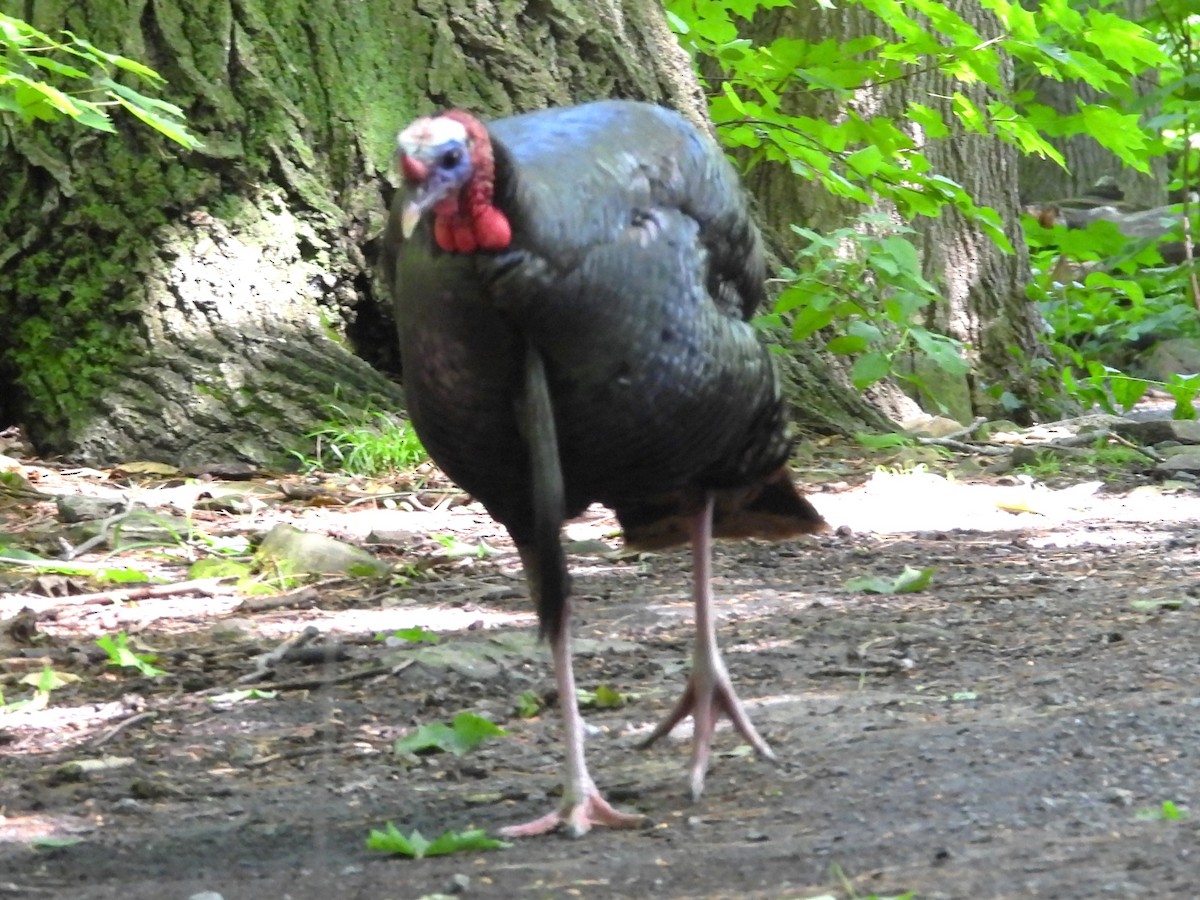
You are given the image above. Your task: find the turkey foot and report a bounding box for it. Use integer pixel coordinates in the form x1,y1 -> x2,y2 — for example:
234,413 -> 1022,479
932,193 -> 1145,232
499,784 -> 646,838
638,495 -> 777,801
639,649 -> 776,801
500,614 -> 646,839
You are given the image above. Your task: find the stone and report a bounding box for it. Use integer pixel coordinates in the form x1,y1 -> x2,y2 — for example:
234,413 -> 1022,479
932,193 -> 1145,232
256,523 -> 390,577
1136,337 -> 1200,383
1113,418 -> 1200,445
1154,447 -> 1200,474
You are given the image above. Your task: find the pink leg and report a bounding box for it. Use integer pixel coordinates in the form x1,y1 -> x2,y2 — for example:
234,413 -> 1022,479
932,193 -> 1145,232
500,609 -> 646,838
640,493 -> 776,800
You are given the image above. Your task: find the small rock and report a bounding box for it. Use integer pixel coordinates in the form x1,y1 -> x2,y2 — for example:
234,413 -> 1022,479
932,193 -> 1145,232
1104,787 -> 1135,806
187,893 -> 225,900
56,495 -> 125,523
1138,337 -> 1200,383
256,523 -> 390,577
1116,418 -> 1200,445
447,873 -> 471,894
1155,448 -> 1200,475
899,414 -> 966,438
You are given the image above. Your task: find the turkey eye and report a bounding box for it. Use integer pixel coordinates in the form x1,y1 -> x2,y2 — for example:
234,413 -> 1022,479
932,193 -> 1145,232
440,148 -> 462,168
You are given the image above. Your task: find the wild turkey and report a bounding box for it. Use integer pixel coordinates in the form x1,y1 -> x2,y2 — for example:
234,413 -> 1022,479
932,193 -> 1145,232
382,99 -> 827,837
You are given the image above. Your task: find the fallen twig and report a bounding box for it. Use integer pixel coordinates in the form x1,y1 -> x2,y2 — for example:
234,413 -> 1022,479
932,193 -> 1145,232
914,435 -> 1009,456
91,711 -> 158,748
811,665 -> 906,678
237,625 -> 321,684
244,742 -> 363,769
234,585 -> 320,614
51,576 -> 234,608
240,659 -> 413,692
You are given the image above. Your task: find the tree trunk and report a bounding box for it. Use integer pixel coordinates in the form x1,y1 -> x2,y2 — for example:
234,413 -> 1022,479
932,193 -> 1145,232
740,0 -> 1056,424
3,0 -> 813,466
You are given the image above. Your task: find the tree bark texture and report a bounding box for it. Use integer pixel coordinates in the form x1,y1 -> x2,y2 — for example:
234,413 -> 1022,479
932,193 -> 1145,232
1,0 -> 758,466
740,1 -> 1055,423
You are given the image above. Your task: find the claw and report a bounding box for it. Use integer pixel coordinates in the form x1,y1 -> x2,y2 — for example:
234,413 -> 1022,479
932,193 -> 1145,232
500,788 -> 646,838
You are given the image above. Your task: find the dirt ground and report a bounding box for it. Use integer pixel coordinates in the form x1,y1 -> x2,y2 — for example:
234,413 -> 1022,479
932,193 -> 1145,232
2,454 -> 1199,900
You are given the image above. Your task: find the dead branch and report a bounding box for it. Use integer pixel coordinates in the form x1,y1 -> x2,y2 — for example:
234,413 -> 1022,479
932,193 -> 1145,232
91,711 -> 159,748
236,625 -> 321,684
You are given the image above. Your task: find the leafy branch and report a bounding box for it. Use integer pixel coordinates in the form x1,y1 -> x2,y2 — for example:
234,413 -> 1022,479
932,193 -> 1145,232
0,13 -> 200,149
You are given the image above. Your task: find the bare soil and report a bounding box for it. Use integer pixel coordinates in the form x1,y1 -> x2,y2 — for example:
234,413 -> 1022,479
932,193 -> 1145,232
2,457 -> 1199,900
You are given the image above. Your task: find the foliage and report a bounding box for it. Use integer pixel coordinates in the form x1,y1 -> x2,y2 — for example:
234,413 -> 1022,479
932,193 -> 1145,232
1,665 -> 77,713
763,220 -> 969,397
366,823 -> 509,858
844,565 -> 935,594
95,632 -> 166,678
1135,800 -> 1189,821
0,546 -> 153,584
393,712 -> 506,756
382,626 -> 441,645
576,684 -> 628,709
432,533 -> 497,558
1026,214 -> 1200,418
515,690 -> 542,718
668,0 -> 1189,413
295,402 -> 428,476
1139,0 -> 1199,198
0,13 -> 200,148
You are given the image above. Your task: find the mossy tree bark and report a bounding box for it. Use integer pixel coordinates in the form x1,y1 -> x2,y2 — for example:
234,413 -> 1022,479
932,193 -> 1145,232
6,0 -> 869,467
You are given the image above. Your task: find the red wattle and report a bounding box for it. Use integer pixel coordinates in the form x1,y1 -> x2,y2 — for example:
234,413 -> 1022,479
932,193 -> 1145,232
431,206 -> 511,254
453,223 -> 478,254
433,218 -> 456,252
475,207 -> 512,250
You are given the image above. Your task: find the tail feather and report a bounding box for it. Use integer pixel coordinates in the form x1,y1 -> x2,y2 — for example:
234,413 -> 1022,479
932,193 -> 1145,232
617,467 -> 827,552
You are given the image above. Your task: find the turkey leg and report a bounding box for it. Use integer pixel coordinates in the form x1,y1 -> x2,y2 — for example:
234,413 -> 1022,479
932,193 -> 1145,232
500,607 -> 646,838
639,493 -> 777,800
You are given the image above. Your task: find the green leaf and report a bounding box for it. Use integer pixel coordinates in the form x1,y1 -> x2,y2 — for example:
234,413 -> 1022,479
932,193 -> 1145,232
386,626 -> 441,645
826,334 -> 869,355
854,432 -> 914,450
1135,801 -> 1188,822
910,329 -> 970,376
893,565 -> 935,593
188,558 -> 251,579
111,95 -> 202,150
32,836 -> 83,850
69,35 -> 164,82
515,690 -> 542,718
846,566 -> 935,594
850,351 -> 892,389
95,633 -> 166,678
366,822 -> 509,858
843,574 -> 895,594
393,713 -> 506,756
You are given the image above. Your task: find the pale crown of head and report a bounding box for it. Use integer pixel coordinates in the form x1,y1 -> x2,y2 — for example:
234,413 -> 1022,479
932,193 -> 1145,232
397,117 -> 469,156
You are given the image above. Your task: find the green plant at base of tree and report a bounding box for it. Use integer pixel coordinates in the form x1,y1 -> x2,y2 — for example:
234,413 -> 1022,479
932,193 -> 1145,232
294,401 -> 428,476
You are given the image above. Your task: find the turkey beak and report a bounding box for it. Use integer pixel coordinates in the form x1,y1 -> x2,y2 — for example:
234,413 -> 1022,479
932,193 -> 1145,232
400,201 -> 425,240
399,166 -> 457,239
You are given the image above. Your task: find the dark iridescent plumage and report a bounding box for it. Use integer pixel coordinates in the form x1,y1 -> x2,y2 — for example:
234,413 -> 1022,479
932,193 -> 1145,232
383,100 -> 826,837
